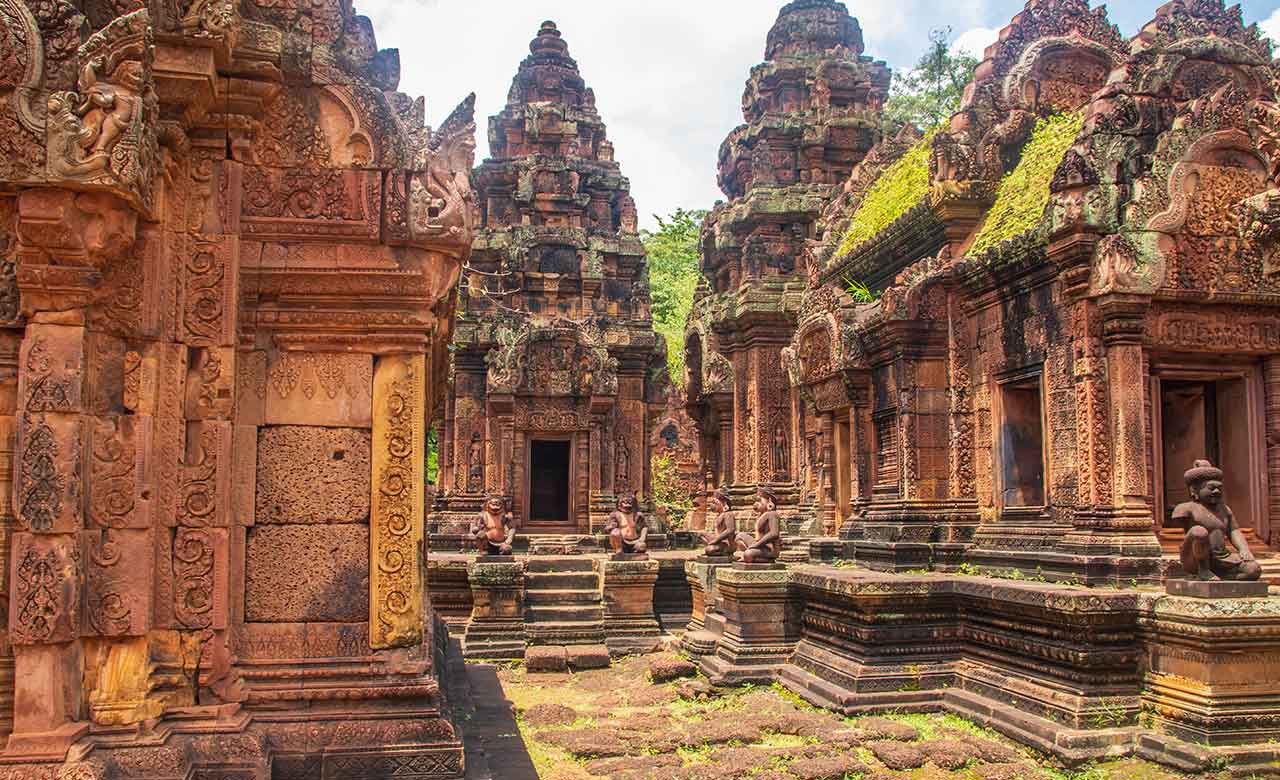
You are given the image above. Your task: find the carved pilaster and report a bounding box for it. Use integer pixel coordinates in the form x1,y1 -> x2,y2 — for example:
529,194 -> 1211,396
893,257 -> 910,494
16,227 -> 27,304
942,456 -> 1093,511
369,353 -> 426,649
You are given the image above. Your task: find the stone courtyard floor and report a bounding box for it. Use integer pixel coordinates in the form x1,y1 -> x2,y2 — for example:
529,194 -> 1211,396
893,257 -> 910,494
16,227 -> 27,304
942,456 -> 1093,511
460,654 -> 1205,780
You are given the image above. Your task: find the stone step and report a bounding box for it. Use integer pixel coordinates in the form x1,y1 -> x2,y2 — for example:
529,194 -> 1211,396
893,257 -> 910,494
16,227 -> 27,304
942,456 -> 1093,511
524,588 -> 600,605
526,604 -> 604,623
524,572 -> 600,590
526,621 -> 606,646
525,557 -> 596,574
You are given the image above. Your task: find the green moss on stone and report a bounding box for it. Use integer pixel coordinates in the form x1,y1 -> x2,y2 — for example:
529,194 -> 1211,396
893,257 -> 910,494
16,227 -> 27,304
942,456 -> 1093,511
837,132 -> 935,256
968,111 -> 1084,256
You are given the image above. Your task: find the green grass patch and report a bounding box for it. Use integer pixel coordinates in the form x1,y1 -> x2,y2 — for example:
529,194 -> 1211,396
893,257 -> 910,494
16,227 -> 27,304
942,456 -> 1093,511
677,743 -> 716,764
755,733 -> 818,748
968,111 -> 1084,255
770,681 -> 823,713
838,132 -> 935,256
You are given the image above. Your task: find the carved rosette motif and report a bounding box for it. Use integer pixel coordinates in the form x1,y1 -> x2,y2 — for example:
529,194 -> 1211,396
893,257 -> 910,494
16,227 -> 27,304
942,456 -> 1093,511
370,354 -> 425,649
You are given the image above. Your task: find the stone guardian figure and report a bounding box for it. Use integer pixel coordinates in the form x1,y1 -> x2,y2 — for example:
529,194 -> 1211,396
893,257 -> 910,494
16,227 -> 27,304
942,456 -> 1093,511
702,487 -> 737,557
470,496 -> 515,556
605,493 -> 648,556
1176,459 -> 1261,582
736,485 -> 782,564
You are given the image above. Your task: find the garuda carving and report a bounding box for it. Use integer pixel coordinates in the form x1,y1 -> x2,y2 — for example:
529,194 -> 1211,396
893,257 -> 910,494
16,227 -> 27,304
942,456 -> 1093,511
409,93 -> 478,253
45,9 -> 156,211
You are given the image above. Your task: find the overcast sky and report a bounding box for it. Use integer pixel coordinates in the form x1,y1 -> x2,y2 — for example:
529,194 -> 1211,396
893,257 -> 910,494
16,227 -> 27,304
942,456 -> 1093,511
359,0 -> 1280,231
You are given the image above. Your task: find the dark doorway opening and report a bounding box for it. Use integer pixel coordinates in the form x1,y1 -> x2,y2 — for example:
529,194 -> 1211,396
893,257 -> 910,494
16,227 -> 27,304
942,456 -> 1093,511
528,440 -> 571,524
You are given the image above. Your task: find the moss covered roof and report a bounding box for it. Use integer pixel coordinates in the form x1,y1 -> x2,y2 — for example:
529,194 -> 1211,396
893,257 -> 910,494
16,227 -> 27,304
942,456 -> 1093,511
968,112 -> 1084,256
836,131 -> 934,256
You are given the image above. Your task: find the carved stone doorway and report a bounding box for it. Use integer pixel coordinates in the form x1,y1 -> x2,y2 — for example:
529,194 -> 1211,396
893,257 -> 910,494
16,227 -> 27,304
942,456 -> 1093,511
528,438 -> 573,528
1151,363 -> 1269,547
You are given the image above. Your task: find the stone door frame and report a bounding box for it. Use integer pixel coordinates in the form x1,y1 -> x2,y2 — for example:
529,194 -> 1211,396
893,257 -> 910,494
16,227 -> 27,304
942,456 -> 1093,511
1149,358 -> 1269,543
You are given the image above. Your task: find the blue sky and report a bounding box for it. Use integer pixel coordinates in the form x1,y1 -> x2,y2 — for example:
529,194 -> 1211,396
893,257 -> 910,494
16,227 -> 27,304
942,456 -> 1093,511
358,0 -> 1280,230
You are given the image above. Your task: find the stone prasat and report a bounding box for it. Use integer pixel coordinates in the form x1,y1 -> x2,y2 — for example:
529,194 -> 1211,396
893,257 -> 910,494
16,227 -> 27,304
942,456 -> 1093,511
0,0 -> 1279,778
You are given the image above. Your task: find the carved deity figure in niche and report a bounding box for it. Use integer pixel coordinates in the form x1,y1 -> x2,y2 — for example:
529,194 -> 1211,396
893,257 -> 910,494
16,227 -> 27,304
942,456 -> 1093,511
736,486 -> 781,564
470,495 -> 515,556
614,433 -> 630,489
466,432 -> 484,493
604,493 -> 648,556
1176,460 -> 1261,582
771,425 -> 789,480
702,488 -> 737,558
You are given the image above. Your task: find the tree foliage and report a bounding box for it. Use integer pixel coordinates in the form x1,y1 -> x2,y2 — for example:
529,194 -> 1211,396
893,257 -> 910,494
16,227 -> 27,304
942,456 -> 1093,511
641,208 -> 707,386
884,28 -> 979,132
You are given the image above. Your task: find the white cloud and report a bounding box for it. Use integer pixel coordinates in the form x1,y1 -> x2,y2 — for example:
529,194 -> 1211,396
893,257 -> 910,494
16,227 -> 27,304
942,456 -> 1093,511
1260,7 -> 1280,45
950,26 -> 999,58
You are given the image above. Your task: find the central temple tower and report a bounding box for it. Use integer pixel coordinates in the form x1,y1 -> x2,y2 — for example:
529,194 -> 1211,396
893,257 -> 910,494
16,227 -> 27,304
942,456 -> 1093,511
432,21 -> 664,536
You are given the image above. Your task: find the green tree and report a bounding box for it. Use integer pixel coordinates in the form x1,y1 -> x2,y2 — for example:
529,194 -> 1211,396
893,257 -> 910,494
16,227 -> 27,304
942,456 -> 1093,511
884,27 -> 979,132
641,208 -> 707,386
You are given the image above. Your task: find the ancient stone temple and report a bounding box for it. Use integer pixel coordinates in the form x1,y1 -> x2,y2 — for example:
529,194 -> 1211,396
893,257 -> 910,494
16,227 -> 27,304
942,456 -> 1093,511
0,0 -> 473,774
786,0 -> 1280,583
431,21 -> 664,537
683,0 -> 890,520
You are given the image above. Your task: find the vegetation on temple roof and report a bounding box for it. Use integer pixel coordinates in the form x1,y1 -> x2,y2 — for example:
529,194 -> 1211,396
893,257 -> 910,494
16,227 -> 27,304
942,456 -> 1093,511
968,111 -> 1084,256
837,131 -> 934,256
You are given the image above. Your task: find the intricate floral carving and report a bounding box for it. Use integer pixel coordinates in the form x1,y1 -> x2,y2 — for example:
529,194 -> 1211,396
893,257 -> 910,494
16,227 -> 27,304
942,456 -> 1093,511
173,527 -> 213,629
371,354 -> 424,649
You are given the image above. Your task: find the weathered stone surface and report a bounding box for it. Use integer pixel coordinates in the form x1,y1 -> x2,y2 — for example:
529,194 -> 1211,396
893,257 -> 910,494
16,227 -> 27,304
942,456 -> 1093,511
647,653 -> 696,682
525,644 -> 568,673
255,426 -> 371,524
431,20 -> 662,535
244,524 -> 369,622
566,644 -> 610,670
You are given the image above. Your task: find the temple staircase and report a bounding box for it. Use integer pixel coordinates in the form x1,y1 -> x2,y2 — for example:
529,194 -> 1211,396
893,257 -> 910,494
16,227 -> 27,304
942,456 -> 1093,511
523,558 -> 605,646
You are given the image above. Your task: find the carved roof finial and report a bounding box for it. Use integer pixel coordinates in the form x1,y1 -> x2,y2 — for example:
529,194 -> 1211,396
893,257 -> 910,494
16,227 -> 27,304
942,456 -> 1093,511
530,19 -> 569,58
765,0 -> 862,60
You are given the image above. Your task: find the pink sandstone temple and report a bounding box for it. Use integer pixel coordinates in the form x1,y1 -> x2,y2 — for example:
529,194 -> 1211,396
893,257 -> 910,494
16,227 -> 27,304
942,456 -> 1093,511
0,0 -> 1279,777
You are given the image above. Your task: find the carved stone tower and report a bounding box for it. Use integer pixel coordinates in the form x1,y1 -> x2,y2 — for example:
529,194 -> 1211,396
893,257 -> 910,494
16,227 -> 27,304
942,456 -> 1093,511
433,21 -> 663,537
684,0 -> 890,516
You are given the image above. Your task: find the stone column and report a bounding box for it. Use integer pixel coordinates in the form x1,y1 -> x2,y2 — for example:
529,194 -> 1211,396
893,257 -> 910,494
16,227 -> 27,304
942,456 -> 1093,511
8,321 -> 90,755
462,560 -> 525,659
601,558 -> 660,655
369,353 -> 427,649
1059,296 -> 1161,583
1265,357 -> 1280,546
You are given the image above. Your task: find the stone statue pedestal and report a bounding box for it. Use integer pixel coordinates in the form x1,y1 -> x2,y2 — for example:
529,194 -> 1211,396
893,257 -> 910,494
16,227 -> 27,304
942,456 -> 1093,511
610,552 -> 650,562
601,558 -> 661,655
463,560 -> 526,659
1138,590 -> 1280,759
699,565 -> 797,685
1166,578 -> 1269,599
683,557 -> 735,657
476,554 -> 516,563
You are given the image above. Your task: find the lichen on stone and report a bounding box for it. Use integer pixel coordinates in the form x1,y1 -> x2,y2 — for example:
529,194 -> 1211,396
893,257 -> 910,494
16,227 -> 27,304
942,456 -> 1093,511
968,112 -> 1084,256
837,131 -> 935,256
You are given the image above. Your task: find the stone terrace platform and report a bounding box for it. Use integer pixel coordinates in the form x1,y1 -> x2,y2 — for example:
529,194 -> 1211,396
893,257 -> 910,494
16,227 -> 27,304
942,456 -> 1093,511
684,561 -> 1280,776
429,550 -> 699,663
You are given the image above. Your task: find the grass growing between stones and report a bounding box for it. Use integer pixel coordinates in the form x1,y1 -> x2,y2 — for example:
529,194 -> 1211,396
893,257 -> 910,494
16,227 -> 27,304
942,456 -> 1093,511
485,657 -> 1205,780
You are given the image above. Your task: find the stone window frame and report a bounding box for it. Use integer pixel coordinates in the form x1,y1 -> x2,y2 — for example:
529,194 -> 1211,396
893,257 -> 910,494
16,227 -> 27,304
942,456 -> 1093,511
992,364 -> 1049,517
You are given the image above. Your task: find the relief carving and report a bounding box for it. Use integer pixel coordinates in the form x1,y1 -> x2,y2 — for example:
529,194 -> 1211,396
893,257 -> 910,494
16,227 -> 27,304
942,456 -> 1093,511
370,354 -> 425,649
